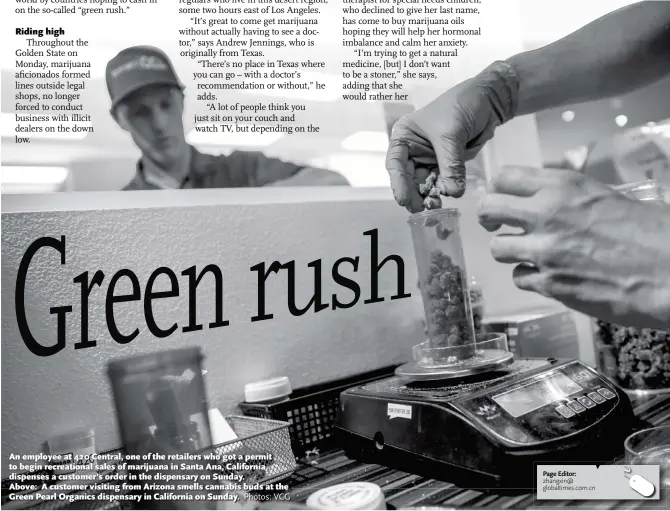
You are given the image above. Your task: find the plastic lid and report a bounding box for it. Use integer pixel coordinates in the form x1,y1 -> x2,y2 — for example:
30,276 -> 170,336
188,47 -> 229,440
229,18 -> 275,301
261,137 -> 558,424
48,427 -> 95,444
244,377 -> 292,403
48,428 -> 95,454
108,347 -> 203,376
306,482 -> 386,510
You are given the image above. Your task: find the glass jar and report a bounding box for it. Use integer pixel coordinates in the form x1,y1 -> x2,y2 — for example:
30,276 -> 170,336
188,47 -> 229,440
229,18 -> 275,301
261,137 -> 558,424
409,208 -> 477,363
107,347 -> 215,509
592,179 -> 670,395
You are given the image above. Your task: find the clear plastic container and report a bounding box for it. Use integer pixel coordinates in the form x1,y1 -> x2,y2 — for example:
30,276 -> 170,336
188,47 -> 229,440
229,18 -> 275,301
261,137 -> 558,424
592,179 -> 670,395
412,333 -> 509,370
244,376 -> 292,404
625,426 -> 670,488
409,209 -> 477,364
107,347 -> 212,455
107,347 -> 214,509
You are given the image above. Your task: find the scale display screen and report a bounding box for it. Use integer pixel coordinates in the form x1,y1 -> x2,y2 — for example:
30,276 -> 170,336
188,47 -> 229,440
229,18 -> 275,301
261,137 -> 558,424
492,372 -> 583,418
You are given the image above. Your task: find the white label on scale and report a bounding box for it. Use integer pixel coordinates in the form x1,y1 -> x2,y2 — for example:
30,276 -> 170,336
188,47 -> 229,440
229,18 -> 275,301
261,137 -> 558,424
387,403 -> 412,420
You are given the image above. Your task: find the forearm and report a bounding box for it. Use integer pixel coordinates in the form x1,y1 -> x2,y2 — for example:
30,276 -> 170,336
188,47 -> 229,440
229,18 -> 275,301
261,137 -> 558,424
507,1 -> 670,116
267,167 -> 350,186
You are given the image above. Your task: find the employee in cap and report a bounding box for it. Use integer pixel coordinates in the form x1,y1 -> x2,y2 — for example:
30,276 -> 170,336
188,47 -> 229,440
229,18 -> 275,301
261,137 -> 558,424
106,46 -> 349,190
386,1 -> 670,329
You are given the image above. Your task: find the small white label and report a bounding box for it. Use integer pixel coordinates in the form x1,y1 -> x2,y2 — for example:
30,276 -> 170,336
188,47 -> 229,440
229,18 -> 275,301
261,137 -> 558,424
387,403 -> 412,420
507,327 -> 519,336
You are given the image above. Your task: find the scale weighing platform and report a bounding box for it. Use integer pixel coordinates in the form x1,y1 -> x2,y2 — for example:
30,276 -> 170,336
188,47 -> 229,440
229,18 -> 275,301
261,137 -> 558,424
335,357 -> 638,491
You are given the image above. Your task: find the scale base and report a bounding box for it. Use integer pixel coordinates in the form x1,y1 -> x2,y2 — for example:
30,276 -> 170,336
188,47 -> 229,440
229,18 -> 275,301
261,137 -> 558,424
336,358 -> 639,491
395,349 -> 514,381
337,426 -> 628,494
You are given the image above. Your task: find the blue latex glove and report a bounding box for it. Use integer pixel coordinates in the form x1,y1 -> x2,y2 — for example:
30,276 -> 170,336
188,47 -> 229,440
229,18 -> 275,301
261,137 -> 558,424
386,61 -> 520,212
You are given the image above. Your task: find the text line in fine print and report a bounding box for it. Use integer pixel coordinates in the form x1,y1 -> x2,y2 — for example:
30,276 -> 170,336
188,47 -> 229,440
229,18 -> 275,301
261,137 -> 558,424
14,0 -> 150,15
536,465 -> 661,501
340,0 -> 483,100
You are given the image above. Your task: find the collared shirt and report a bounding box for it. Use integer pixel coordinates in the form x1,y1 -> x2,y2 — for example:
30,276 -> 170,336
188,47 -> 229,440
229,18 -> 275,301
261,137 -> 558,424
122,145 -> 305,190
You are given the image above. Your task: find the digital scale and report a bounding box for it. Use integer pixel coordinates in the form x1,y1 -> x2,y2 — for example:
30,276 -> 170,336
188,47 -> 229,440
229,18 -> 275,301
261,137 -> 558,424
335,356 -> 639,491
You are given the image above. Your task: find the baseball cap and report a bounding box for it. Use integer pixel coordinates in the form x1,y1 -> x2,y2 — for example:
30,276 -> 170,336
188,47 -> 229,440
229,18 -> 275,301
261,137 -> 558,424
105,46 -> 184,110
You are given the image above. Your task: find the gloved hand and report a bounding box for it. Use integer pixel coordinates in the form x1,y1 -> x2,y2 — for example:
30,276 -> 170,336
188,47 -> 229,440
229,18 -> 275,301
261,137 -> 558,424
386,61 -> 520,212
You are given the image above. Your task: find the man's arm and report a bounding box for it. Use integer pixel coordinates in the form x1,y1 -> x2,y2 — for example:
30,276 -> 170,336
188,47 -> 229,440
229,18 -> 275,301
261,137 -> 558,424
508,0 -> 670,116
268,167 -> 350,186
479,166 -> 670,329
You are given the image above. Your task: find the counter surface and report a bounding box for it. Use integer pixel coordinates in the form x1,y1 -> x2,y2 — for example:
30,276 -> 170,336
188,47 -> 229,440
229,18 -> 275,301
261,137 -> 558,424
1,393 -> 667,510
283,393 -> 670,509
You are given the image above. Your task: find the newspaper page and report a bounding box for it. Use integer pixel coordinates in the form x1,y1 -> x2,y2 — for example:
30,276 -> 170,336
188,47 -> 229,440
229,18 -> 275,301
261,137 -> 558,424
3,0 -> 670,509
2,0 -> 525,191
